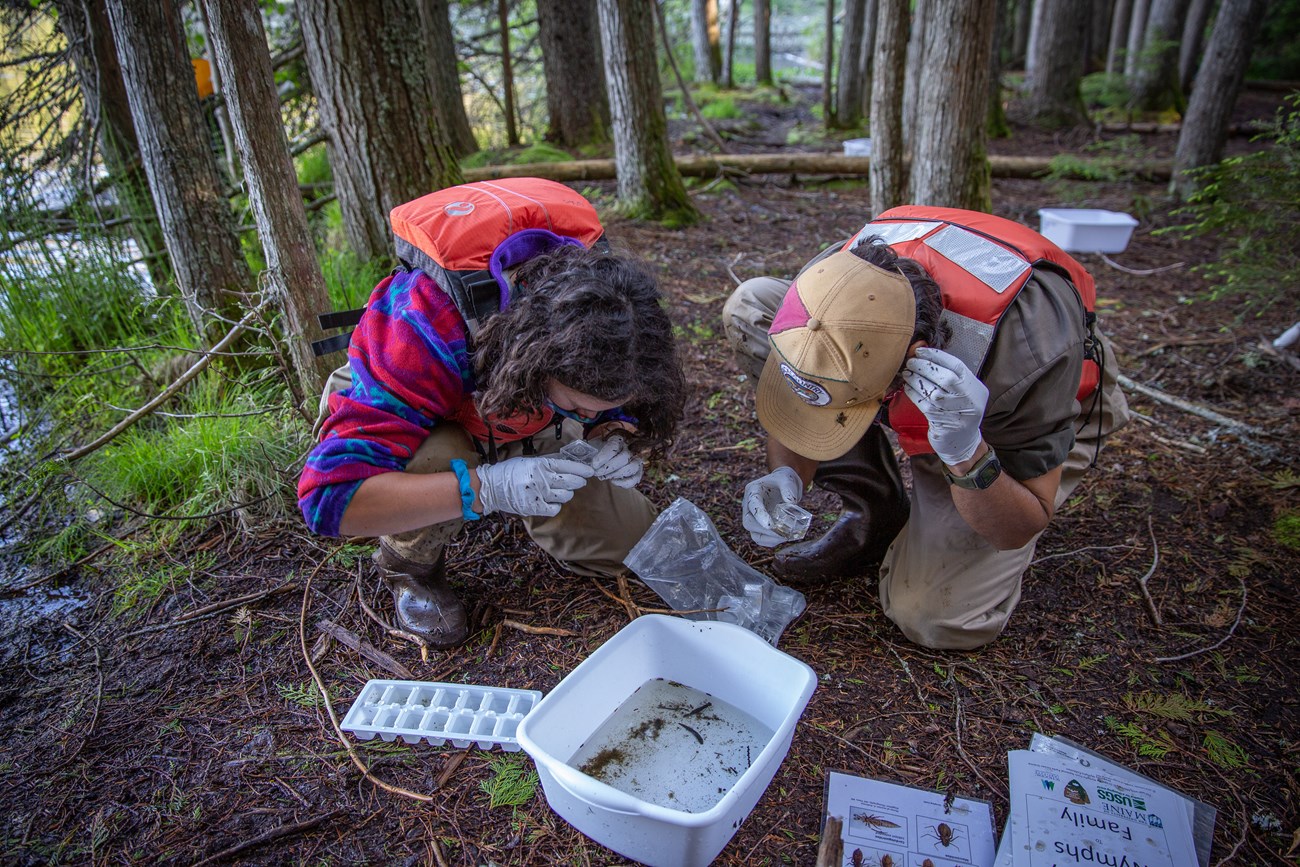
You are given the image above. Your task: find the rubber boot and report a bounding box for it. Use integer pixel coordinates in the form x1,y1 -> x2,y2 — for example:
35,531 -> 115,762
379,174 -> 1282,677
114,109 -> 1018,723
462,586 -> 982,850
774,425 -> 910,583
374,546 -> 469,649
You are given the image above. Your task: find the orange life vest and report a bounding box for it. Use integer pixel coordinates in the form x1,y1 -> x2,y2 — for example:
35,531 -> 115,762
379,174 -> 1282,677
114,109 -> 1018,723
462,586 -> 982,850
844,206 -> 1100,456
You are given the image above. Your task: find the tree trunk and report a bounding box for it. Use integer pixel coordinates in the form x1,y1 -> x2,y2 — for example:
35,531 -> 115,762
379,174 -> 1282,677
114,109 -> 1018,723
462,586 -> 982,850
1129,0 -> 1191,112
423,0 -> 478,157
498,0 -> 520,146
298,0 -> 462,263
1024,0 -> 1043,80
1088,0 -> 1115,72
823,0 -> 836,127
988,0 -> 1010,138
52,0 -> 171,289
902,0 -> 930,149
202,0 -> 336,408
910,0 -> 996,211
754,0 -> 773,85
691,0 -> 723,84
597,0 -> 699,223
1171,0 -> 1268,201
1106,0 -> 1133,75
1023,0 -> 1089,128
1179,0 -> 1216,93
104,0 -> 249,345
1011,0 -> 1031,70
857,0 -> 879,118
192,4 -> 239,184
1123,0 -> 1151,79
723,0 -> 740,88
836,0 -> 868,128
538,0 -> 610,148
870,0 -> 908,215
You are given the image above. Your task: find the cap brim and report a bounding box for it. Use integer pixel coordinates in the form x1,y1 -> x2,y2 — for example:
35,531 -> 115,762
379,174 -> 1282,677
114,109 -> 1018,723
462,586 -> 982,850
756,353 -> 880,461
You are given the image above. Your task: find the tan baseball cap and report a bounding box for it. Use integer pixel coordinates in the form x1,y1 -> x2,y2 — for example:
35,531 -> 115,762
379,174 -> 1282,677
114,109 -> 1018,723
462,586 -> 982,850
757,250 -> 915,461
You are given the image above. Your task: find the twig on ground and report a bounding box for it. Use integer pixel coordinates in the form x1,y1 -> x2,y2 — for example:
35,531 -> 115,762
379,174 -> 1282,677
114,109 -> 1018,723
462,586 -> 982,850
1154,574 -> 1248,663
616,571 -> 640,621
116,580 -> 300,640
298,549 -> 434,803
726,252 -> 745,287
1117,373 -> 1283,464
190,809 -> 349,867
1029,543 -> 1138,565
888,645 -> 928,707
500,619 -> 575,637
1099,253 -> 1185,275
1148,431 -> 1210,455
316,618 -> 414,680
951,689 -> 1005,799
1136,516 -> 1163,627
435,747 -> 473,789
355,572 -> 430,663
485,621 -> 503,660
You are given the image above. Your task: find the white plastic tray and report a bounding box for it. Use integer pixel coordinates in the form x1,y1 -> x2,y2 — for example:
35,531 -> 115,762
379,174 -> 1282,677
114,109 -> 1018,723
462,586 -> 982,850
340,679 -> 543,751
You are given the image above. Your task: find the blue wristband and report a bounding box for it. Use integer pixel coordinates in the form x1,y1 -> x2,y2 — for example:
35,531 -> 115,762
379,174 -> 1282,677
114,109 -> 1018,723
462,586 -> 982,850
450,459 -> 482,521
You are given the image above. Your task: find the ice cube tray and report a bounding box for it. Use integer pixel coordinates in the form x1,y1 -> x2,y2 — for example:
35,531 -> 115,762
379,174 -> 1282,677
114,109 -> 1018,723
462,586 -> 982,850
340,679 -> 543,750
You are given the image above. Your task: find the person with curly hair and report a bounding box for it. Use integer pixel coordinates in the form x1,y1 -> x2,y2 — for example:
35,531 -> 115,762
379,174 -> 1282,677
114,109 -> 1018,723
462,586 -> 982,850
300,242 -> 685,649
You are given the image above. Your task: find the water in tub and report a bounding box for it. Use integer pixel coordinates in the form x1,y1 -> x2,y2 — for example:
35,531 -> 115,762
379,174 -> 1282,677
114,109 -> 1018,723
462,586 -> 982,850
567,678 -> 775,813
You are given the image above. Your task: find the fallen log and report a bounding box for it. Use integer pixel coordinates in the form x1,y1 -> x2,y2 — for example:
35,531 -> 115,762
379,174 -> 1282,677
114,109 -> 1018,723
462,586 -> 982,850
462,153 -> 1172,183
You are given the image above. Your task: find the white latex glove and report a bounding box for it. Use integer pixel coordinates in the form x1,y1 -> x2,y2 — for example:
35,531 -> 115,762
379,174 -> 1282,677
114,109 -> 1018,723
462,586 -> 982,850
742,466 -> 804,547
900,346 -> 989,466
590,436 -> 643,488
475,456 -> 594,517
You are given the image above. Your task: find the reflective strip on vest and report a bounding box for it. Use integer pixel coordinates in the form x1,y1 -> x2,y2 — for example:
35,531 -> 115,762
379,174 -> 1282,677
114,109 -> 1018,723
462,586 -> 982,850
846,206 -> 1098,456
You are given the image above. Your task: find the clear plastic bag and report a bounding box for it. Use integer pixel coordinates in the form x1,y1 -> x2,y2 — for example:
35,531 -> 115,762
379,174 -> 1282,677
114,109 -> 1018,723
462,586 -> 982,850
623,497 -> 807,645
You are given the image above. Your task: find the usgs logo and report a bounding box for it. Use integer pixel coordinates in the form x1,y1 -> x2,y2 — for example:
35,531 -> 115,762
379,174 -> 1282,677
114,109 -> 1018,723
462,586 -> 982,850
1096,787 -> 1147,810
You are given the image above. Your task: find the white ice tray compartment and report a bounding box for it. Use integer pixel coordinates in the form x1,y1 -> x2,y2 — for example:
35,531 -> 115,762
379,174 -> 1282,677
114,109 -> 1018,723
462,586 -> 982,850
340,679 -> 542,751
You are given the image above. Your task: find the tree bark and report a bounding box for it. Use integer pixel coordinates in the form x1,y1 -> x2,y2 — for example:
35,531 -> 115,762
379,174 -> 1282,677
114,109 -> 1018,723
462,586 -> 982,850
754,0 -> 773,85
836,0 -> 868,128
722,0 -> 740,88
870,0 -> 908,215
423,0 -> 478,157
538,0 -> 610,148
298,0 -> 462,262
910,0 -> 996,210
53,0 -> 171,288
857,0 -> 879,118
202,0 -> 336,407
691,0 -> 723,84
902,0 -> 930,149
1171,0 -> 1268,201
498,0 -> 519,147
104,0 -> 250,345
1023,0 -> 1090,128
1179,0 -> 1216,93
1011,0 -> 1031,70
1129,0 -> 1191,112
1088,0 -> 1115,72
823,0 -> 836,127
1106,0 -> 1133,75
597,0 -> 698,223
1123,0 -> 1151,78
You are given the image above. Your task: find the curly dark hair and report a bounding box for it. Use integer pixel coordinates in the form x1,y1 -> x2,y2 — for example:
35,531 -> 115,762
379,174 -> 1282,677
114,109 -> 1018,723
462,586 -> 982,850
849,235 -> 951,349
472,245 -> 685,454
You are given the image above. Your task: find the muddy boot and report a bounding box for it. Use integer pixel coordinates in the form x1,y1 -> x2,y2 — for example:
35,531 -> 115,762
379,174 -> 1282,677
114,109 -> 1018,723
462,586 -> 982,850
374,546 -> 469,649
774,425 -> 910,583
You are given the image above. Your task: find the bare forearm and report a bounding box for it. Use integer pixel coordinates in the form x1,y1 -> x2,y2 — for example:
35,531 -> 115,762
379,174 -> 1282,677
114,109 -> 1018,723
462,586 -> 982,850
337,470 -> 479,537
946,444 -> 1060,550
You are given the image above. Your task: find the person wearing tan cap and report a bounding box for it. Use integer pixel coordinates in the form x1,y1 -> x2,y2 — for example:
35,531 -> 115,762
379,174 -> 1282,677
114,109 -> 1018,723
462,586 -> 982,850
723,208 -> 1129,650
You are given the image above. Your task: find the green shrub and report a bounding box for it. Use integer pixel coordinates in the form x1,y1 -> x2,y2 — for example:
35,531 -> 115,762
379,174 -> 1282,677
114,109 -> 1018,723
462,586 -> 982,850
1159,94 -> 1300,314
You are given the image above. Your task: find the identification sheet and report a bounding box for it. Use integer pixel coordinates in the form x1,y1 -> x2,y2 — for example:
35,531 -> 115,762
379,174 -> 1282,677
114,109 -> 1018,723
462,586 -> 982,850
823,770 -> 997,867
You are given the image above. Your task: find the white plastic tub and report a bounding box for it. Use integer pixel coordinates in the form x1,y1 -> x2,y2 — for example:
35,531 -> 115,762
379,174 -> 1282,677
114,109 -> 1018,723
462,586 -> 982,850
843,137 -> 873,157
1037,208 -> 1138,253
516,614 -> 816,867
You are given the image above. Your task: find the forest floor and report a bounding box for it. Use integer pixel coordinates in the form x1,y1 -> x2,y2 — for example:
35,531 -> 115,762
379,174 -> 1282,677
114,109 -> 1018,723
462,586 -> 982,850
1,83 -> 1298,866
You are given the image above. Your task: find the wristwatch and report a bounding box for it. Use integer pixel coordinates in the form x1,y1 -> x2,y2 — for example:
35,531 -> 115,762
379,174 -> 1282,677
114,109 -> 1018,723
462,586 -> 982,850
942,446 -> 1002,490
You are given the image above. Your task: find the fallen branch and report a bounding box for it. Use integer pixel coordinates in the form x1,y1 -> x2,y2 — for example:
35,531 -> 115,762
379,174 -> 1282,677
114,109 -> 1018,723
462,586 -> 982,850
814,815 -> 844,867
298,549 -> 434,803
317,618 -> 415,680
1029,543 -> 1138,565
500,619 -> 575,637
1136,516 -> 1163,627
1117,374 -> 1263,435
191,809 -> 348,867
62,305 -> 262,463
1154,574 -> 1248,663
